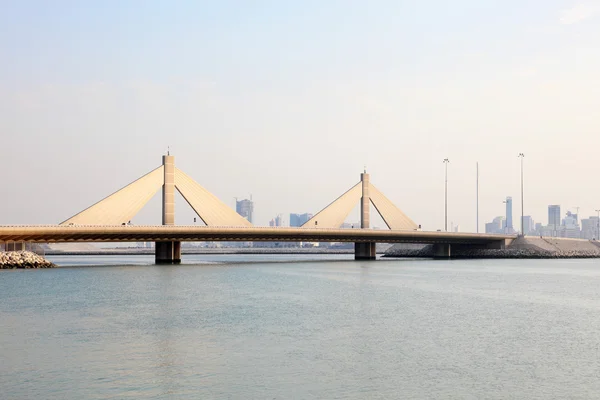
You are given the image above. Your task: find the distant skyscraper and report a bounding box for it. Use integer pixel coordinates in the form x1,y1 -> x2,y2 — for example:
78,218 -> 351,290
505,196 -> 513,232
548,205 -> 560,229
523,216 -> 534,234
582,216 -> 600,240
289,213 -> 313,227
236,198 -> 254,223
561,211 -> 581,238
485,216 -> 505,234
269,214 -> 284,227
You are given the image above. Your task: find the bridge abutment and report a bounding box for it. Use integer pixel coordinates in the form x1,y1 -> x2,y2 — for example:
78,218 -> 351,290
484,240 -> 508,249
155,241 -> 181,264
355,242 -> 376,260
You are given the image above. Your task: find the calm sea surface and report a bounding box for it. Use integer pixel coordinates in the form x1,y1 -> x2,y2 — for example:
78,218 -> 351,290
2,255 -> 600,399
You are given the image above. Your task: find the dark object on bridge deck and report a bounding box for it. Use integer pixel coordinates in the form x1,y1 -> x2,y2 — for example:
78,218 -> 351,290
155,241 -> 181,264
355,242 -> 376,260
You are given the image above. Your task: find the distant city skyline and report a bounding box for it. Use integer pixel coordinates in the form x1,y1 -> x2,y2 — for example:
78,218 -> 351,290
484,200 -> 600,239
290,213 -> 313,227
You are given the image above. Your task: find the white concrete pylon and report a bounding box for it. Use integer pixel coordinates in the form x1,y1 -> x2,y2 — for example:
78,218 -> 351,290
301,183 -> 362,228
301,180 -> 417,230
60,159 -> 253,227
174,168 -> 252,227
60,166 -> 164,226
369,184 -> 418,230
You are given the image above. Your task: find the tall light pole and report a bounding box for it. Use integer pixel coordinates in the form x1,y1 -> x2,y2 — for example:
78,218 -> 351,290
443,158 -> 450,231
518,153 -> 525,236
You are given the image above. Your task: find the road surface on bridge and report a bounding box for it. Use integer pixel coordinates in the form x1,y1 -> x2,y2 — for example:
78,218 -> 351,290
0,225 -> 516,245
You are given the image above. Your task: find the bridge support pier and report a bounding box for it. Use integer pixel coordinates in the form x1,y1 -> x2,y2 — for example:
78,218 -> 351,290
433,244 -> 451,259
155,241 -> 181,264
5,241 -> 25,251
355,242 -> 376,260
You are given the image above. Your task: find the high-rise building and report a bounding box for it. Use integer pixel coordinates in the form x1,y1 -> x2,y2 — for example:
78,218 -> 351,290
236,198 -> 254,223
485,216 -> 505,234
289,213 -> 313,227
582,216 -> 600,240
269,214 -> 284,227
548,205 -> 560,230
523,216 -> 534,235
505,196 -> 513,233
563,211 -> 578,228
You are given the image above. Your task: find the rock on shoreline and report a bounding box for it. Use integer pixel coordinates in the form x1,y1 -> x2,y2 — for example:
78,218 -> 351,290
384,237 -> 600,259
0,251 -> 56,269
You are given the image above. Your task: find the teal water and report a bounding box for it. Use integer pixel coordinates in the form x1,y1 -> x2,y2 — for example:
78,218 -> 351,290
2,256 -> 600,399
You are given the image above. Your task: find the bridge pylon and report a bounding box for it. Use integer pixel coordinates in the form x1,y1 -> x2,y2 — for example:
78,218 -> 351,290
358,171 -> 376,260
60,153 -> 251,264
302,169 -> 418,260
156,154 -> 181,264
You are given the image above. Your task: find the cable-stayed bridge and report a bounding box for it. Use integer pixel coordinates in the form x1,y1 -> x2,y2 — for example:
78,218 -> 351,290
0,155 -> 515,262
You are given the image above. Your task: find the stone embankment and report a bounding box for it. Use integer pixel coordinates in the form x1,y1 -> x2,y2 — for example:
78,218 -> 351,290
0,251 -> 56,269
384,237 -> 600,259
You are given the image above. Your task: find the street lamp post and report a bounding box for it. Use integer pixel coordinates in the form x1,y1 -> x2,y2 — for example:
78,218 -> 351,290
518,153 -> 525,236
443,158 -> 450,231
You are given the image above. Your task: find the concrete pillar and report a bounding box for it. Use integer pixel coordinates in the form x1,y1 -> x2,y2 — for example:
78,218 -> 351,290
6,242 -> 25,251
162,155 -> 175,226
361,171 -> 370,229
155,241 -> 181,264
356,171 -> 375,260
433,244 -> 451,259
355,242 -> 376,260
156,155 -> 179,264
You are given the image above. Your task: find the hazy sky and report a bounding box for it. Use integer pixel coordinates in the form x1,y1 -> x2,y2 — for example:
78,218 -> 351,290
1,0 -> 599,231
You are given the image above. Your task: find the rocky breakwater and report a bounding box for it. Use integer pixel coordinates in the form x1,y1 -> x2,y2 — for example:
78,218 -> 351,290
0,251 -> 56,269
384,237 -> 600,259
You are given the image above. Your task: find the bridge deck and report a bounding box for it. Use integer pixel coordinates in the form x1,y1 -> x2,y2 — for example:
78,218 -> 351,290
0,226 -> 516,245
